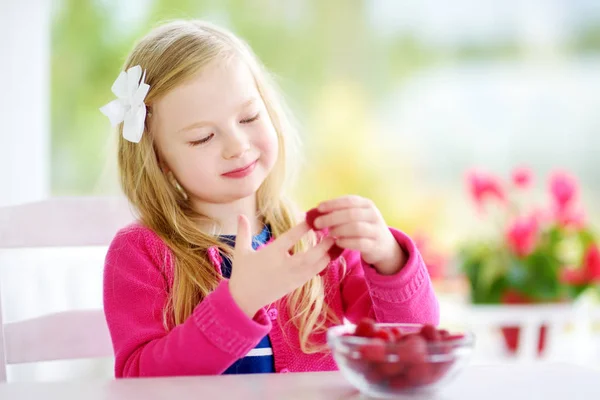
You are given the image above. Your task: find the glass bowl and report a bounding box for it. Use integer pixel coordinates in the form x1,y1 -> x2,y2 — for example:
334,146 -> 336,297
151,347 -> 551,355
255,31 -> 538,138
327,322 -> 474,398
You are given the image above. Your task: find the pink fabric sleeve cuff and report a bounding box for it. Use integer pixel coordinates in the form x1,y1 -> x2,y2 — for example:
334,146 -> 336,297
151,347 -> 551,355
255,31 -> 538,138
192,280 -> 272,358
361,228 -> 429,303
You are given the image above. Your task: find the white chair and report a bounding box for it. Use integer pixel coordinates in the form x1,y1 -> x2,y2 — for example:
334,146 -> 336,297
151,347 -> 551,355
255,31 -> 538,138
0,196 -> 136,382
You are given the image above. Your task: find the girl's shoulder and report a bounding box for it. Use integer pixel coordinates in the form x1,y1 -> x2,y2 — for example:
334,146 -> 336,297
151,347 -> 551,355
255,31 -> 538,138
106,221 -> 173,273
110,221 -> 165,248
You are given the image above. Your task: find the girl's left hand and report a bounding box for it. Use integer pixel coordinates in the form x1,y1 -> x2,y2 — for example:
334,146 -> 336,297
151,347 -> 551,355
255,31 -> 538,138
313,195 -> 407,275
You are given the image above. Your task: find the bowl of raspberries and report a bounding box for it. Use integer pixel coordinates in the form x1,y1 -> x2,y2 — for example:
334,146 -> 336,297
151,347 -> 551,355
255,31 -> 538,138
327,318 -> 474,398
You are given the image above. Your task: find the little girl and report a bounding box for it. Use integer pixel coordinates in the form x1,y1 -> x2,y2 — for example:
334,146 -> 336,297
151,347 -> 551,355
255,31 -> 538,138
101,19 -> 439,378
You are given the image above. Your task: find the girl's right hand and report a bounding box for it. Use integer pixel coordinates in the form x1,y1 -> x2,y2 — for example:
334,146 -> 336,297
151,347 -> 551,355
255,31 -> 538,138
228,214 -> 335,318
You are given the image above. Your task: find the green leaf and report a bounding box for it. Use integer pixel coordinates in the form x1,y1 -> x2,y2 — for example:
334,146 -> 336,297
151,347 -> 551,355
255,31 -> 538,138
521,251 -> 561,301
505,257 -> 529,289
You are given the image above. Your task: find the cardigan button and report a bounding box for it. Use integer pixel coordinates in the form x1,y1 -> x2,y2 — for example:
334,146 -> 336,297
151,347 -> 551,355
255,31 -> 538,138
280,368 -> 290,373
267,308 -> 278,321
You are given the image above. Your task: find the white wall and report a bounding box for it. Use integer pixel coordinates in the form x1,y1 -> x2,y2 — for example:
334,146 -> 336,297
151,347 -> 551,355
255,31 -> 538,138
0,0 -> 50,206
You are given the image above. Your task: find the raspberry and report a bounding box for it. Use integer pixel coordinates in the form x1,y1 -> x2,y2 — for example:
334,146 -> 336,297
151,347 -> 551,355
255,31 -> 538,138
406,362 -> 431,386
398,332 -> 420,341
396,335 -> 428,364
378,360 -> 405,377
420,324 -> 441,342
389,375 -> 410,389
305,207 -> 344,260
373,328 -> 394,342
364,366 -> 386,384
359,340 -> 387,362
355,318 -> 377,338
438,329 -> 450,339
441,334 -> 465,342
390,327 -> 404,341
305,207 -> 324,230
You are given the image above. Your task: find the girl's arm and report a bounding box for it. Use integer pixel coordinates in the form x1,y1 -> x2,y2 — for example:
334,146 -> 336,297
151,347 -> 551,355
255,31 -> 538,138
103,226 -> 271,377
339,228 -> 440,325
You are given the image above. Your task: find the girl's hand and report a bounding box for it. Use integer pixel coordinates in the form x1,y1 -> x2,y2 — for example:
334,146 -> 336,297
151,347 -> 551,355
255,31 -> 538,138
229,215 -> 335,318
313,195 -> 406,275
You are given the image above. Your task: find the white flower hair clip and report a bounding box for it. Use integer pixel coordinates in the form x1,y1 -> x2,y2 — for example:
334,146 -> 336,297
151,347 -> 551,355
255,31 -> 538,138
100,65 -> 150,143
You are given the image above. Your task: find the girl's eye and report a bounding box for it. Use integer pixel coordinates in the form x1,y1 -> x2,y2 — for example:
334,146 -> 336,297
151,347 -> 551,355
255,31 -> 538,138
188,133 -> 214,146
240,113 -> 261,124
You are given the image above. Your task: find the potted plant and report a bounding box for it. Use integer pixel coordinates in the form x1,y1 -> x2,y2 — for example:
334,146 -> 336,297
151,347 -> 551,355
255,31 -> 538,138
460,167 -> 600,355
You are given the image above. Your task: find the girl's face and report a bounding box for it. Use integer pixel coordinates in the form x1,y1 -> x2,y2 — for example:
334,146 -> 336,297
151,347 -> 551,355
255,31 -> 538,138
151,57 -> 279,208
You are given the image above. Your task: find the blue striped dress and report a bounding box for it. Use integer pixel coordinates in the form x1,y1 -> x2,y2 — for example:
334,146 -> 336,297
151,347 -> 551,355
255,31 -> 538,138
218,225 -> 275,374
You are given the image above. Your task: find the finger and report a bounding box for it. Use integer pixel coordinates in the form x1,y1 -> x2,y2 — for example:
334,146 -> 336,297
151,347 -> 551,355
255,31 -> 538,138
295,253 -> 332,281
295,236 -> 335,265
314,208 -> 376,230
234,214 -> 253,253
309,254 -> 333,276
335,237 -> 374,252
273,220 -> 311,251
317,195 -> 372,213
328,222 -> 378,239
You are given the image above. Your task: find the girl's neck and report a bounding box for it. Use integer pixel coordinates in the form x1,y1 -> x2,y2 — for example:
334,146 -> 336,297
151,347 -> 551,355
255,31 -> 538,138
191,194 -> 262,236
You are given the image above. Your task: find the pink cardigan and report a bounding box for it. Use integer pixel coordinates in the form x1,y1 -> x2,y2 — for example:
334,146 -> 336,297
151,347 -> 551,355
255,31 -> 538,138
103,223 -> 439,378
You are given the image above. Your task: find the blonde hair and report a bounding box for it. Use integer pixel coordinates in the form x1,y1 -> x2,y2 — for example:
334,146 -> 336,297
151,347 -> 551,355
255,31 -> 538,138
116,20 -> 338,353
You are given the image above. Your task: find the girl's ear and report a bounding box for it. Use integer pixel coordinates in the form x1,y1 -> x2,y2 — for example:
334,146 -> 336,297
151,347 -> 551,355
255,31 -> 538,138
159,160 -> 171,175
154,144 -> 171,175
148,110 -> 169,174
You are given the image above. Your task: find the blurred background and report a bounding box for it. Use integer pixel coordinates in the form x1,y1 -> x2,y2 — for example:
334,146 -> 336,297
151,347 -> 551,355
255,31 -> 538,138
2,0 -> 600,381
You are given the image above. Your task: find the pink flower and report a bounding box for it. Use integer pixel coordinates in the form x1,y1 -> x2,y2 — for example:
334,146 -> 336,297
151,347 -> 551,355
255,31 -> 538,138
530,207 -> 552,225
466,170 -> 506,209
505,215 -> 539,257
559,244 -> 600,285
559,267 -> 587,285
549,171 -> 578,212
554,206 -> 586,230
512,167 -> 532,188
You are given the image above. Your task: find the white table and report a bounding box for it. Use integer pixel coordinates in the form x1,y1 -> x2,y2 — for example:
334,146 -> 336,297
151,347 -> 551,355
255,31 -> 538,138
0,363 -> 598,400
